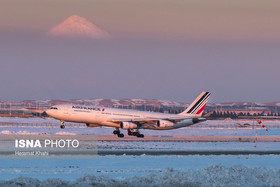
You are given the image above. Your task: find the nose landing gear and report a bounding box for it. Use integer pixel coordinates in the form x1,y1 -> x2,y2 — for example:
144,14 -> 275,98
60,120 -> 65,129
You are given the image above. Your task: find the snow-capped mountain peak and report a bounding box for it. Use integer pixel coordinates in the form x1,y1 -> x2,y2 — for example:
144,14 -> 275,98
48,15 -> 111,39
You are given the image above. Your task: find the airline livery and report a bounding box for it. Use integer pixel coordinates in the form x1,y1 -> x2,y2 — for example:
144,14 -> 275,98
46,91 -> 211,138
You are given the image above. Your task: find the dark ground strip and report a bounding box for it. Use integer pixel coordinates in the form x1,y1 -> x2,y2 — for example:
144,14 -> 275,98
1,149 -> 280,157
97,149 -> 280,155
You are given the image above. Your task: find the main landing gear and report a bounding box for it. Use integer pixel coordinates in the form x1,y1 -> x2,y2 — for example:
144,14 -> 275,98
113,128 -> 124,138
60,120 -> 65,129
113,128 -> 144,138
128,129 -> 144,138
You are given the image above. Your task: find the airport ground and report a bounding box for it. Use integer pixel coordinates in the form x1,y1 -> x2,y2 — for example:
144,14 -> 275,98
0,118 -> 280,186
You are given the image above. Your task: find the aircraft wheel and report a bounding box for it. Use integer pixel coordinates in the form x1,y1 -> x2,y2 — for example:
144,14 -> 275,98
60,125 -> 65,129
137,134 -> 144,138
117,133 -> 124,138
132,132 -> 138,136
113,130 -> 119,135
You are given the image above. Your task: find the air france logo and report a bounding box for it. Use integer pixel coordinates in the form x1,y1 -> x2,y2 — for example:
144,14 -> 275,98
15,139 -> 79,148
72,106 -> 101,111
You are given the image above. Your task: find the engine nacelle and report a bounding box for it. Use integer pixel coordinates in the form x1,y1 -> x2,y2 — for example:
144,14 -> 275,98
157,120 -> 174,128
120,122 -> 138,129
86,123 -> 100,128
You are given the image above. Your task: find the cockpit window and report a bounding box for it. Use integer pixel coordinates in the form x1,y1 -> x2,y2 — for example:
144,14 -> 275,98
50,107 -> 58,110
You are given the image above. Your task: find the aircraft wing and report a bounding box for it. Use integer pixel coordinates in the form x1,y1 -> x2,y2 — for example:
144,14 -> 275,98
109,115 -> 195,124
19,108 -> 45,114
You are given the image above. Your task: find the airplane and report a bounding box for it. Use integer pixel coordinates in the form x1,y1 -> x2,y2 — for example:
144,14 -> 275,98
46,91 -> 211,138
235,123 -> 251,128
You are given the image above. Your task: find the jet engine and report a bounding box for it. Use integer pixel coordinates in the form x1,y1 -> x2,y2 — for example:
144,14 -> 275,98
120,122 -> 138,129
86,123 -> 100,128
157,120 -> 174,128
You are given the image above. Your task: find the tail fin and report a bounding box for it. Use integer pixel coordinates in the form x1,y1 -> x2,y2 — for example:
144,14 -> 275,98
179,91 -> 211,116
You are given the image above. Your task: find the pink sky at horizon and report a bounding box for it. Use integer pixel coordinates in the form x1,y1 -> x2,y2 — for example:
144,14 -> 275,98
1,0 -> 280,41
1,0 -> 280,102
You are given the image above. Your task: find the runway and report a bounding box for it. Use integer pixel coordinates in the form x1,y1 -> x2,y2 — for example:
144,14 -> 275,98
1,134 -> 279,142
96,135 -> 280,142
1,135 -> 280,158
1,134 -> 279,143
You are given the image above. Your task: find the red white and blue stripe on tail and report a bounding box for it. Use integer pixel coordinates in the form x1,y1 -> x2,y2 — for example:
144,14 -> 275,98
179,91 -> 211,116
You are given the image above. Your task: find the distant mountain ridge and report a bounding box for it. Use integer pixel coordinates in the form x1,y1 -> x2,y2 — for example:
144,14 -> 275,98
26,98 -> 187,108
2,99 -> 280,110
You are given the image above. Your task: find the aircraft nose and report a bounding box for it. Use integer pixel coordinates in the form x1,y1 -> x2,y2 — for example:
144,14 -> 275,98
46,109 -> 52,116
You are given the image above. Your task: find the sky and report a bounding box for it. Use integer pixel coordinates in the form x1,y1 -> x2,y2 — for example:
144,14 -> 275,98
0,0 -> 280,103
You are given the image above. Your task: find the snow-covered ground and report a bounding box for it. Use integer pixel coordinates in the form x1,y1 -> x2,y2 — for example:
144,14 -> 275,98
0,155 -> 280,186
0,117 -> 279,186
0,117 -> 279,136
98,141 -> 280,151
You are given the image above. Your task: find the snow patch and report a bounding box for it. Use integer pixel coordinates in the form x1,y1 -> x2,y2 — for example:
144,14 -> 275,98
0,130 -> 15,135
55,132 -> 76,135
0,130 -> 47,135
1,165 -> 280,187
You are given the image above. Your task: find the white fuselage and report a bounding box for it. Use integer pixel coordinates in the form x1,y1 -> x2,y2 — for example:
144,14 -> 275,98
46,105 -> 202,130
